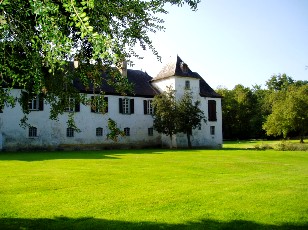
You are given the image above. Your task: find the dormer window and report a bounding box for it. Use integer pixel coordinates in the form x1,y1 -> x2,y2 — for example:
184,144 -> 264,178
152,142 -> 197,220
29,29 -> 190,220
185,80 -> 190,90
180,62 -> 188,74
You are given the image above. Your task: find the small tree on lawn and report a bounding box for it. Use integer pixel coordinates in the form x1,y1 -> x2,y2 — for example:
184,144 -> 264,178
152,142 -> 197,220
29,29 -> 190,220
177,92 -> 205,148
152,87 -> 177,148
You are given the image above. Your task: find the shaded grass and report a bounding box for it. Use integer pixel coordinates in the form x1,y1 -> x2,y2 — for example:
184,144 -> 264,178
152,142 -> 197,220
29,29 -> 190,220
0,149 -> 307,229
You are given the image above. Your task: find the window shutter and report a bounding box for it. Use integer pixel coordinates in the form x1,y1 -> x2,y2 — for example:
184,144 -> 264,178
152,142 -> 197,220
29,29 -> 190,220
104,97 -> 108,113
91,96 -> 95,112
208,100 -> 217,121
21,92 -> 29,112
143,100 -> 147,114
119,98 -> 123,113
75,101 -> 80,112
39,94 -> 44,111
130,99 -> 134,114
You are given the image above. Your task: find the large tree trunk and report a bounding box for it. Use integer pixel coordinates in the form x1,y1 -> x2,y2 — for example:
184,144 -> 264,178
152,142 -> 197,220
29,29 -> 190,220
187,132 -> 192,149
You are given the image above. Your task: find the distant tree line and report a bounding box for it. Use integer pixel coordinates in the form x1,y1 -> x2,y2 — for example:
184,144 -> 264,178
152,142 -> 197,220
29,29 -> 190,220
216,74 -> 308,142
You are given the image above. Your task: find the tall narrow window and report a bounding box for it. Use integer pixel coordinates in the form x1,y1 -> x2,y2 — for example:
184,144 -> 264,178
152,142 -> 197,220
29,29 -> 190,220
185,80 -> 190,89
208,100 -> 217,121
143,100 -> 153,115
96,127 -> 103,136
64,97 -> 80,112
119,98 -> 134,114
29,126 -> 37,137
66,127 -> 74,137
91,96 -> 108,113
124,127 -> 130,136
123,98 -> 130,114
148,128 -> 154,136
210,126 -> 215,135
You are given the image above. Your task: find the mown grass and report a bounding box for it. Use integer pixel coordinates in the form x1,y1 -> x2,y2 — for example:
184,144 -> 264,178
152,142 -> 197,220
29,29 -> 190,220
0,147 -> 307,229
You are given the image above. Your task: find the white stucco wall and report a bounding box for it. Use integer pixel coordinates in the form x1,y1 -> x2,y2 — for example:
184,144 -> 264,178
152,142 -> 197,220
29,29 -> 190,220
152,76 -> 223,149
0,74 -> 222,150
0,89 -> 161,150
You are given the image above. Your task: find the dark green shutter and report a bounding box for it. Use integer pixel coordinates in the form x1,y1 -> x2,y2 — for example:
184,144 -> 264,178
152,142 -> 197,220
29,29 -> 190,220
104,97 -> 108,113
91,96 -> 95,112
143,100 -> 147,114
119,98 -> 123,113
130,99 -> 134,114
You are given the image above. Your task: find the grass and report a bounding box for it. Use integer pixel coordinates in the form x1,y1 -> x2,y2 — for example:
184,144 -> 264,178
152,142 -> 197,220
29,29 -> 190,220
0,145 -> 307,229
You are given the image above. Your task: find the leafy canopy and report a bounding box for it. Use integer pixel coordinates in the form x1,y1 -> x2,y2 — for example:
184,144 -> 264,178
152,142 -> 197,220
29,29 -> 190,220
0,0 -> 200,119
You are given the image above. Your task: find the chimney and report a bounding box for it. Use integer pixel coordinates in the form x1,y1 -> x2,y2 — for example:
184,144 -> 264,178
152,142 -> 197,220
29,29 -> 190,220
120,60 -> 127,77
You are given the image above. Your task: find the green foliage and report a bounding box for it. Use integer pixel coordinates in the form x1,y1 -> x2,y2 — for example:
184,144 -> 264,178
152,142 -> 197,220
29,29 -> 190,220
106,118 -> 125,142
176,91 -> 205,148
0,0 -> 200,119
266,73 -> 294,91
152,89 -> 205,148
152,87 -> 177,148
263,85 -> 308,142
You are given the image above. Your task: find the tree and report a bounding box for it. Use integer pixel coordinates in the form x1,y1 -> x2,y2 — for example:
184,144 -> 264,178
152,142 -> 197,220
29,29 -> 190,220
263,85 -> 308,143
216,85 -> 259,140
0,0 -> 200,120
152,88 -> 177,148
177,91 -> 205,148
266,73 -> 294,91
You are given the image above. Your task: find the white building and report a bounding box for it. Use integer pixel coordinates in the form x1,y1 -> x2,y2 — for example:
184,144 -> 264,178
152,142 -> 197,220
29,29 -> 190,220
0,56 -> 222,151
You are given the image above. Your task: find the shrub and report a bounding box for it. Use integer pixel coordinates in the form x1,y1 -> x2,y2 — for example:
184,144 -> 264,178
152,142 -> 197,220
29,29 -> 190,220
273,141 -> 308,151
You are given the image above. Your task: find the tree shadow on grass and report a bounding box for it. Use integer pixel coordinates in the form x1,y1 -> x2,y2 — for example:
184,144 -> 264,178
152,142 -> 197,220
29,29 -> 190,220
0,217 -> 306,230
0,149 -> 167,161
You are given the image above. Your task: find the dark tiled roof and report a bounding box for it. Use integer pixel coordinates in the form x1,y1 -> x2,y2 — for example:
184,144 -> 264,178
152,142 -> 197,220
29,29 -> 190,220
74,68 -> 159,97
153,55 -> 199,81
152,55 -> 222,98
192,72 -> 222,98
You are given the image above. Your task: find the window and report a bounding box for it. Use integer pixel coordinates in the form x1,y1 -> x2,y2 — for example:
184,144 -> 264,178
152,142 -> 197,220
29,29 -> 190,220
65,97 -> 80,112
66,127 -> 74,137
28,95 -> 44,111
96,127 -> 103,136
185,80 -> 190,89
148,128 -> 154,136
119,98 -> 134,114
29,126 -> 37,137
91,96 -> 108,113
124,127 -> 130,136
208,100 -> 217,121
28,96 -> 39,110
210,126 -> 215,135
143,100 -> 153,115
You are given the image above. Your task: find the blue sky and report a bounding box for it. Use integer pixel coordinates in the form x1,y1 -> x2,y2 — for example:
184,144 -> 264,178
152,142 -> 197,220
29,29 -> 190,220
132,0 -> 308,89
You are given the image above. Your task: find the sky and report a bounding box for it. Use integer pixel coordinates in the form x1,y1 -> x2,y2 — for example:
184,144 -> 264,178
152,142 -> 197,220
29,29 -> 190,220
131,0 -> 308,89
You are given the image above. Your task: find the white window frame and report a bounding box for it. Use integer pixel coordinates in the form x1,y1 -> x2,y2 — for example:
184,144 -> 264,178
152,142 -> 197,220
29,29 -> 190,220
28,96 -> 39,111
147,100 -> 153,115
65,97 -> 75,112
123,98 -> 130,114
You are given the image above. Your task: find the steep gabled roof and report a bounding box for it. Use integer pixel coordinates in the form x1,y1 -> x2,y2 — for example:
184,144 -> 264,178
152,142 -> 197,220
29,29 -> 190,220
153,55 -> 199,81
152,55 -> 222,98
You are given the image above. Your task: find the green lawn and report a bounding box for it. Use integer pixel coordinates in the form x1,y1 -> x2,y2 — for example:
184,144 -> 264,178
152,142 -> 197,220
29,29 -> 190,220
0,147 -> 307,229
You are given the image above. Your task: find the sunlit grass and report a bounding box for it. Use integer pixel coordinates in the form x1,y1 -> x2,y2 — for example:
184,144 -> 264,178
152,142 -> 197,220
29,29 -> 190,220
0,149 -> 307,229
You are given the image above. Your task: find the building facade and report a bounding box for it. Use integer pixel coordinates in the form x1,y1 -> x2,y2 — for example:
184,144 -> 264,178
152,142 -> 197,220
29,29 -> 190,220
0,56 -> 222,151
